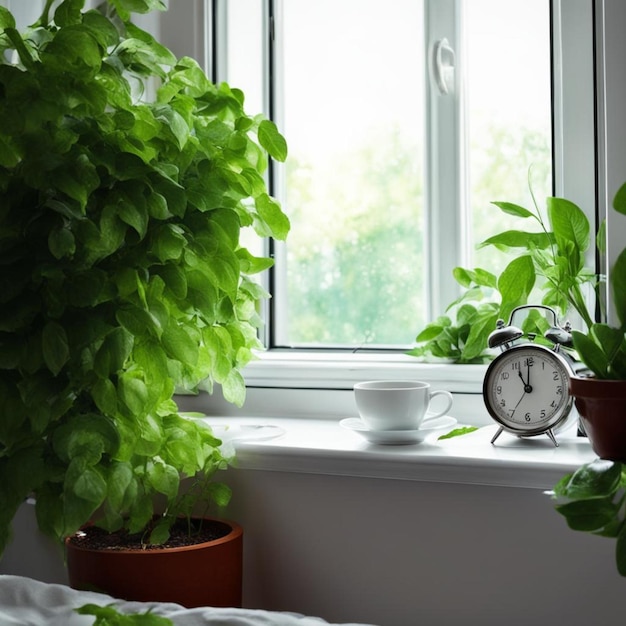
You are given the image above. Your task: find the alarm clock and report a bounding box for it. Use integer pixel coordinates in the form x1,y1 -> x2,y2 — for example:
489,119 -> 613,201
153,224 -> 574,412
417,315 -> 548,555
483,305 -> 579,447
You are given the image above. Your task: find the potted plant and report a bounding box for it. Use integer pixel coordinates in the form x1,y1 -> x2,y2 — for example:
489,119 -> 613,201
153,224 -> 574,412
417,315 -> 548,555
0,0 -> 288,607
565,183 -> 626,461
546,184 -> 626,577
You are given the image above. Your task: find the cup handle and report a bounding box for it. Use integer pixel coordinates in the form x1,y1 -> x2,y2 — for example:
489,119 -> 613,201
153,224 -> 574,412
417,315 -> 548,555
423,390 -> 453,421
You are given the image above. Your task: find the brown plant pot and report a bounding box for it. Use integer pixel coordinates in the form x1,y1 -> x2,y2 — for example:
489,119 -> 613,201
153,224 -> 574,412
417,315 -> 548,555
569,375 -> 626,462
66,518 -> 243,608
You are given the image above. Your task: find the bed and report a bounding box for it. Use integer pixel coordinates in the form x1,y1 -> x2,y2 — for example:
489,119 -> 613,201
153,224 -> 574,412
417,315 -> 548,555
0,575 -> 377,626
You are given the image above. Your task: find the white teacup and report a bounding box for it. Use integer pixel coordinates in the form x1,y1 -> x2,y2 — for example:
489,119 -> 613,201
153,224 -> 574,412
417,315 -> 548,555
353,380 -> 453,431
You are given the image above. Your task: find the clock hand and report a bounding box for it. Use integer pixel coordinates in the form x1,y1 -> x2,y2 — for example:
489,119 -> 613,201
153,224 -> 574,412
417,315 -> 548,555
524,362 -> 533,393
511,388 -> 527,415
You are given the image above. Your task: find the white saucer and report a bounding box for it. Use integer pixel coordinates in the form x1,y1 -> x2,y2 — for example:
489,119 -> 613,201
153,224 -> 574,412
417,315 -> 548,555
208,424 -> 286,443
340,415 -> 457,445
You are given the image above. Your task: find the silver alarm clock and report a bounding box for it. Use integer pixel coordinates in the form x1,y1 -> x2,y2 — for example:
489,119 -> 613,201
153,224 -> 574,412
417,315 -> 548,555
483,305 -> 579,447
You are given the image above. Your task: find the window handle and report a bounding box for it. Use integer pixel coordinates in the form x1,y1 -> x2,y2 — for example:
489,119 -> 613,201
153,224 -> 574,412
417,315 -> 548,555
433,38 -> 455,95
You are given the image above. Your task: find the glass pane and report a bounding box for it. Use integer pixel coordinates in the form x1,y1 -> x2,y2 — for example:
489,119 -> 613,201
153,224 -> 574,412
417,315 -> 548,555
278,0 -> 426,347
464,0 -> 552,275
222,0 -> 267,261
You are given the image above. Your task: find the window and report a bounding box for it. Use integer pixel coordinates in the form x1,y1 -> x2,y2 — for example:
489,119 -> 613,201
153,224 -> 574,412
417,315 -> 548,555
218,0 -> 556,350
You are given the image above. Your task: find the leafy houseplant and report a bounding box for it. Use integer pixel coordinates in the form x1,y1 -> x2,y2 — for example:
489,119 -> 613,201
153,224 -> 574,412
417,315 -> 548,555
547,184 -> 626,577
408,194 -> 596,364
0,0 -> 288,568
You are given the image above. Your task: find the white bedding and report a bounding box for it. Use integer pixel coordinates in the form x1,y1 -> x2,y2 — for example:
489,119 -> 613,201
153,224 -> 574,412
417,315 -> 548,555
0,576 -> 376,626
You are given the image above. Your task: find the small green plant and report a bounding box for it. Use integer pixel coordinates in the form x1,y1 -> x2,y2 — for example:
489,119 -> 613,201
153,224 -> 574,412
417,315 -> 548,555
77,603 -> 173,626
409,194 -> 597,363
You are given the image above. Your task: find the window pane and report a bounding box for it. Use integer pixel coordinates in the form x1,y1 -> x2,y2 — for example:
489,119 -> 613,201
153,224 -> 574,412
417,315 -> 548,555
277,0 -> 426,347
465,0 -> 552,274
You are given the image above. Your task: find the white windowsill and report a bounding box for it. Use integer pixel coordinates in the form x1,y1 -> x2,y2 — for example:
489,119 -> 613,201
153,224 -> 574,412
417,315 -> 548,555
191,415 -> 595,491
175,353 -> 594,493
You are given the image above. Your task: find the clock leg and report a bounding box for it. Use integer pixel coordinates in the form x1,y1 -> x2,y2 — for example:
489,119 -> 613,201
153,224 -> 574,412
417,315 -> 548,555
490,427 -> 504,444
546,429 -> 559,447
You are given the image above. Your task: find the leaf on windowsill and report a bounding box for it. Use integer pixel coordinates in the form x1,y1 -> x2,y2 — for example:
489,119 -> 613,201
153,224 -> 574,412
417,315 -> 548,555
438,426 -> 479,440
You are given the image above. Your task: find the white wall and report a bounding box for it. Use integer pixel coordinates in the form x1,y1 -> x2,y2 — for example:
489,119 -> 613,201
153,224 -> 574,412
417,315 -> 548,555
3,470 -> 624,626
224,469 -> 624,626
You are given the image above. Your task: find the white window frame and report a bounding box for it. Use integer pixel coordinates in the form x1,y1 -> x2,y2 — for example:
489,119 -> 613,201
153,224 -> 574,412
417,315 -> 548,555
163,1 -> 624,422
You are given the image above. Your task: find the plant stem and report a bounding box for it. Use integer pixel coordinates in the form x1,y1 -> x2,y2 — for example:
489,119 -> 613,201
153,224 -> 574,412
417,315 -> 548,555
37,0 -> 56,27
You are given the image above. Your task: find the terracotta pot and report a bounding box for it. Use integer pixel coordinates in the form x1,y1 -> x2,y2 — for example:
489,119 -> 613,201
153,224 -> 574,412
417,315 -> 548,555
569,375 -> 626,462
66,518 -> 243,608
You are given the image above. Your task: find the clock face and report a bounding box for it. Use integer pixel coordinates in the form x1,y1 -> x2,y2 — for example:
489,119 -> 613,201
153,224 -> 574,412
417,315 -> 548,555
483,344 -> 574,434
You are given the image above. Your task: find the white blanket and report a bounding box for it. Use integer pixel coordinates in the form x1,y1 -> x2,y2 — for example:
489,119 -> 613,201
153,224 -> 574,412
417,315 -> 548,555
0,576 -> 376,626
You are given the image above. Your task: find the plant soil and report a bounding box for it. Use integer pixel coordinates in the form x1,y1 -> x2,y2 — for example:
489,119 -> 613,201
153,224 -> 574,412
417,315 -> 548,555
68,518 -> 230,551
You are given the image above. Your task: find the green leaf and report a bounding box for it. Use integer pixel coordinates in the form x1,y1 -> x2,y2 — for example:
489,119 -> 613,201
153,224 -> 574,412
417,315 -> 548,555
415,324 -> 446,343
0,6 -> 16,29
154,106 -> 189,150
53,155 -> 100,210
0,134 -> 20,168
438,426 -> 479,440
452,267 -> 497,289
497,255 -> 535,320
42,26 -> 102,79
590,324 -> 625,372
555,498 -> 620,532
491,201 -> 535,219
94,328 -> 134,377
220,369 -> 246,407
547,196 -> 590,254
41,321 -> 70,376
556,459 -> 622,500
106,462 -> 134,510
149,517 -> 172,545
152,224 -> 186,262
614,181 -> 626,216
48,226 -> 76,259
162,324 -> 198,367
478,230 -> 551,250
255,193 -> 290,240
147,460 -> 179,498
572,329 -> 610,378
207,482 -> 233,508
118,200 -> 149,239
461,308 -> 499,361
118,374 -> 149,416
258,119 -> 288,162
612,247 -> 626,329
54,0 -> 85,27
117,307 -> 161,338
92,378 -> 118,415
76,603 -> 174,625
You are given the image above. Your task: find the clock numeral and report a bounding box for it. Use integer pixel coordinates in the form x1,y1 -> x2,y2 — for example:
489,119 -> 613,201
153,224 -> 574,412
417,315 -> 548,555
525,357 -> 534,367
500,399 -> 506,407
501,372 -> 510,380
553,371 -> 559,381
496,385 -> 502,395
556,386 -> 562,395
525,413 -> 531,421
540,409 -> 546,419
550,400 -> 557,408
511,361 -> 520,371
